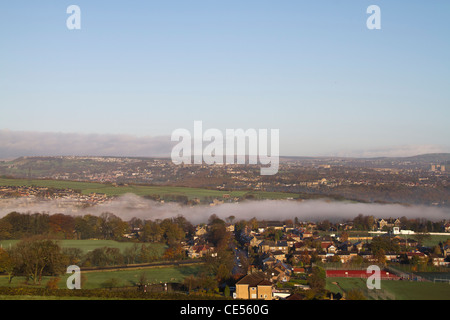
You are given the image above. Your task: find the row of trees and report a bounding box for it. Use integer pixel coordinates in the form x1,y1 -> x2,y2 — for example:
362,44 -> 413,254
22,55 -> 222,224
0,237 -> 67,285
3,211 -> 446,242
317,214 -> 447,232
0,237 -> 191,286
0,211 -> 126,240
0,213 -> 203,286
0,211 -> 196,245
66,243 -> 164,267
0,212 -> 238,290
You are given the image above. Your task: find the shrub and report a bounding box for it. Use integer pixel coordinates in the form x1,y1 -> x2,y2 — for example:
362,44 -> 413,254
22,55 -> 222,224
46,277 -> 61,290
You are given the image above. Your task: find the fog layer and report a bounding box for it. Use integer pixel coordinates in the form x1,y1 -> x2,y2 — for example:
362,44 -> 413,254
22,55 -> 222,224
1,194 -> 449,224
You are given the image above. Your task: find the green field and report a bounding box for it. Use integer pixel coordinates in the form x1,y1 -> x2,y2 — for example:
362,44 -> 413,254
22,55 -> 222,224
0,239 -> 167,255
326,277 -> 450,300
422,235 -> 450,247
0,265 -> 202,289
0,177 -> 299,201
77,265 -> 202,289
0,239 -> 197,290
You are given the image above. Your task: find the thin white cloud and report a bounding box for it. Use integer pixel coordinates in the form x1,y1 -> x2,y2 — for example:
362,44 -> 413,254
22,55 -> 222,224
330,144 -> 450,158
1,130 -> 449,160
0,130 -> 173,158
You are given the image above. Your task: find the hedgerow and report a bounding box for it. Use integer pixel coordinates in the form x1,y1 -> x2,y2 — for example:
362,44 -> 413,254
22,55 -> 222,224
0,287 -> 229,300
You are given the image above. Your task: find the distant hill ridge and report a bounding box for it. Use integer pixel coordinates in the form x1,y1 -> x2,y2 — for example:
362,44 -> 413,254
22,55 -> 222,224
5,152 -> 450,162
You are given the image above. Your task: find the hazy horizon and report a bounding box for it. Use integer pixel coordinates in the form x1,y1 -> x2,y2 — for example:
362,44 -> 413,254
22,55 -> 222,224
1,129 -> 449,160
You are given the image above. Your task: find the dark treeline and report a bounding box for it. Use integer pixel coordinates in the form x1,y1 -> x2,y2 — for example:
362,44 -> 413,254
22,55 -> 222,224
0,211 -> 197,286
0,211 -> 195,243
1,211 -> 447,243
0,212 -> 199,278
0,212 -> 238,292
0,236 -> 185,286
316,214 -> 447,233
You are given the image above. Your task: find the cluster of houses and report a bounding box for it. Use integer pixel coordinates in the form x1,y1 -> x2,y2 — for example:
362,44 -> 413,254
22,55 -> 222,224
230,220 -> 450,300
138,217 -> 449,300
0,185 -> 110,206
183,225 -> 215,259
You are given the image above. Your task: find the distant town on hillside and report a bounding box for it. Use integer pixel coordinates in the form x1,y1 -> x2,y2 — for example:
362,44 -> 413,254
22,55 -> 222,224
0,154 -> 449,207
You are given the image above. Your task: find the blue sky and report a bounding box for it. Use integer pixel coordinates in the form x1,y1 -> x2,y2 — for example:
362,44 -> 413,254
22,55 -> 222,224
1,1 -> 449,157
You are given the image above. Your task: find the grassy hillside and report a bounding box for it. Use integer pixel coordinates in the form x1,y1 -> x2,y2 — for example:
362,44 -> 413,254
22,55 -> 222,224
0,239 -> 166,255
0,265 -> 203,289
326,277 -> 450,300
0,177 -> 300,201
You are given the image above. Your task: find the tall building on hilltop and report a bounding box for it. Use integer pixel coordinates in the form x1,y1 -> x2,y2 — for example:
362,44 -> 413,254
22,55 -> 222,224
431,164 -> 445,172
